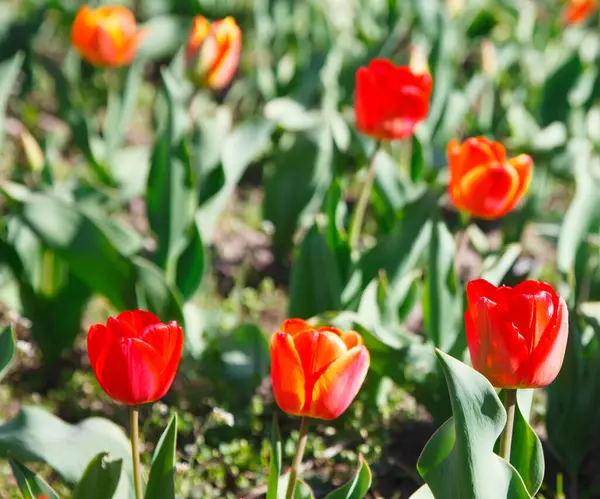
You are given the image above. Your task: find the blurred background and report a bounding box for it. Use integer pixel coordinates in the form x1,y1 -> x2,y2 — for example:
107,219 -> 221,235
1,0 -> 600,497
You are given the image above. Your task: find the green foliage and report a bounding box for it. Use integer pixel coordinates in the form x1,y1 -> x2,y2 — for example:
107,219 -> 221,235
72,453 -> 125,499
145,414 -> 178,499
9,455 -> 59,499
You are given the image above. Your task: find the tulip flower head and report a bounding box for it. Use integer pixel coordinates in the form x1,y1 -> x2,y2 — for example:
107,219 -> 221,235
465,279 -> 568,389
354,58 -> 432,141
448,137 -> 533,220
185,16 -> 242,90
270,319 -> 370,420
71,5 -> 145,67
563,0 -> 597,24
88,310 -> 183,405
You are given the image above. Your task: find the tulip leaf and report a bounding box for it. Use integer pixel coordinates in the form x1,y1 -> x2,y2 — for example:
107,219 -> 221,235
147,67 -> 197,271
323,455 -> 372,499
145,413 -> 178,499
423,217 -> 462,352
72,452 -> 124,499
277,474 -> 315,499
288,224 -> 343,319
263,132 -> 333,255
416,350 -> 531,499
482,243 -> 522,286
0,51 -> 23,156
266,413 -> 282,499
9,455 -> 59,499
557,139 -> 600,277
196,118 -> 274,240
505,390 -> 544,496
0,324 -> 16,382
104,57 -> 145,162
174,215 -> 205,301
0,406 -> 133,490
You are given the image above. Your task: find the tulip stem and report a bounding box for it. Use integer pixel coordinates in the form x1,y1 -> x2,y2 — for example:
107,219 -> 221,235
285,417 -> 310,499
499,389 -> 517,462
349,141 -> 382,253
130,405 -> 144,499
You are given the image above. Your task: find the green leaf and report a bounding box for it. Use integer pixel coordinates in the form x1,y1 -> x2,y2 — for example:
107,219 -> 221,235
323,455 -> 372,499
264,133 -> 333,254
288,224 -> 343,318
0,324 -> 16,381
540,49 -> 582,126
147,68 -> 196,271
138,15 -> 193,62
482,243 -> 522,286
104,58 -> 145,161
506,390 -> 544,496
266,414 -> 282,499
0,406 -> 133,489
422,217 -> 462,352
557,140 -> 600,277
197,118 -> 274,240
145,413 -> 178,499
0,51 -> 23,155
174,216 -> 205,301
218,323 -> 270,382
72,453 -> 124,499
324,180 -> 351,283
277,475 -> 315,499
416,350 -> 531,499
9,455 -> 59,499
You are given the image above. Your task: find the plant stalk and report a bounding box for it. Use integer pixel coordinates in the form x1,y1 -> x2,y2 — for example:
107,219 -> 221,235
349,141 -> 382,251
130,405 -> 144,499
284,417 -> 310,499
499,389 -> 517,462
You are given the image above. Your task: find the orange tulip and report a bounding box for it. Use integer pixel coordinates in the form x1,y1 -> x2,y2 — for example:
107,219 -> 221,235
270,319 -> 370,420
448,137 -> 533,219
185,16 -> 242,90
563,0 -> 597,23
71,5 -> 145,68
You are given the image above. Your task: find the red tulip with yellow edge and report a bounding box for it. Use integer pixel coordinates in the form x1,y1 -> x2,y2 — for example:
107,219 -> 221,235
465,279 -> 568,389
87,310 -> 183,405
185,16 -> 242,90
71,5 -> 145,67
448,137 -> 533,220
270,319 -> 370,421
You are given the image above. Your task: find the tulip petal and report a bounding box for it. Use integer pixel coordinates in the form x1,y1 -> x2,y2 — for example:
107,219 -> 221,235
338,330 -> 364,349
71,6 -> 97,53
293,330 -> 347,384
205,17 -> 241,90
526,297 -> 569,387
114,310 -> 161,339
98,338 -> 164,404
270,332 -> 305,415
456,163 -> 521,219
87,323 -> 109,373
507,154 -> 533,209
280,318 -> 312,337
153,323 -> 184,399
310,346 -> 370,420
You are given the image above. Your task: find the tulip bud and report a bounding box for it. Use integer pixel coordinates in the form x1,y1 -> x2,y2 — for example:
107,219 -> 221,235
563,0 -> 597,24
465,279 -> 568,389
185,16 -> 242,90
354,59 -> 432,141
71,6 -> 145,68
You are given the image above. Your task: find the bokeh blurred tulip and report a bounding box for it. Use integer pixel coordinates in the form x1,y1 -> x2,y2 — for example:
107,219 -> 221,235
185,16 -> 242,90
564,0 -> 597,23
88,310 -> 183,405
270,319 -> 370,420
448,137 -> 532,219
71,5 -> 145,67
354,59 -> 432,140
465,279 -> 568,389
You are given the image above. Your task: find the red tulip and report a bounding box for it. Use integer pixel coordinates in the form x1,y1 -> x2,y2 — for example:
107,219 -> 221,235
563,0 -> 597,24
88,310 -> 183,405
465,279 -> 568,389
71,6 -> 145,67
354,58 -> 432,140
448,137 -> 533,219
270,319 -> 370,420
185,16 -> 242,90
